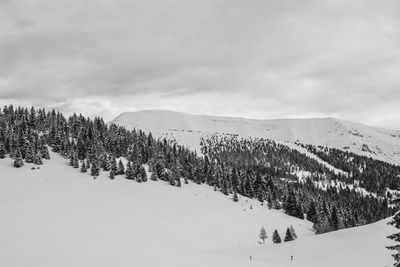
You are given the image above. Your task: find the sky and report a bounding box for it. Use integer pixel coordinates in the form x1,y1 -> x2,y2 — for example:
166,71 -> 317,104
0,0 -> 400,129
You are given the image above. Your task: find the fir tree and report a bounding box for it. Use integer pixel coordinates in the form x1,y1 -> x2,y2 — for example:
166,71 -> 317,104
34,151 -> 43,165
150,171 -> 158,181
272,230 -> 281,244
289,225 -> 297,239
80,160 -> 87,173
0,142 -> 6,158
233,189 -> 239,202
330,206 -> 340,230
259,227 -> 268,244
91,161 -> 100,178
117,159 -> 125,175
284,227 -> 294,242
109,170 -> 115,180
125,161 -> 134,180
306,200 -> 318,223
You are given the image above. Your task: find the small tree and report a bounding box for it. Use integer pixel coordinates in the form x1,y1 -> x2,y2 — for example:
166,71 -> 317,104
233,190 -> 239,202
109,170 -> 115,180
80,161 -> 87,173
13,149 -> 24,168
259,227 -> 268,244
91,161 -> 100,178
117,159 -> 125,175
272,230 -> 281,244
284,227 -> 294,242
150,171 -> 158,181
289,225 -> 297,239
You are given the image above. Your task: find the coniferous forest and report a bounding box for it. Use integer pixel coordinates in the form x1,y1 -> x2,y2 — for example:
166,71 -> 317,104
0,105 -> 396,237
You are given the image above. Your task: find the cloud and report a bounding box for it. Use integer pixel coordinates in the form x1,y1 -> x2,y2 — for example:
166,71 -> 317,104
0,0 -> 400,129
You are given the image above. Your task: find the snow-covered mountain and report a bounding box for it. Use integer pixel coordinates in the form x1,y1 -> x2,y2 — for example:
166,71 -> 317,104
0,152 -> 394,267
111,110 -> 400,165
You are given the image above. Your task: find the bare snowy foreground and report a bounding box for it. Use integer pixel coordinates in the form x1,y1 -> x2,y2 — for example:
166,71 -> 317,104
0,153 -> 395,267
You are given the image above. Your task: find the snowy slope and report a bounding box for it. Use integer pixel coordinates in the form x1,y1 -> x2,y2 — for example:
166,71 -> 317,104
111,110 -> 400,165
0,153 -> 395,267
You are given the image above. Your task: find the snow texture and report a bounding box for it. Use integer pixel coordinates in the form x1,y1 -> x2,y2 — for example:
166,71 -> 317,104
0,152 -> 395,267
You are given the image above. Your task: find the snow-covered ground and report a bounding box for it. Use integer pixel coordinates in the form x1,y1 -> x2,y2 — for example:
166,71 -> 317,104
0,152 -> 395,267
111,110 -> 400,165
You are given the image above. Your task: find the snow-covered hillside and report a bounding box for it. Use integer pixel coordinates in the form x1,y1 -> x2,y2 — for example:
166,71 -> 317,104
111,110 -> 400,165
0,152 -> 395,267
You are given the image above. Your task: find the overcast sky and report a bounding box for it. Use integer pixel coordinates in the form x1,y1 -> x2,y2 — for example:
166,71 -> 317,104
0,0 -> 400,129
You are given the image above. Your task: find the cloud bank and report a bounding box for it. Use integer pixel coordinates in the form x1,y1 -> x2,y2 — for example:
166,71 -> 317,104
0,0 -> 399,129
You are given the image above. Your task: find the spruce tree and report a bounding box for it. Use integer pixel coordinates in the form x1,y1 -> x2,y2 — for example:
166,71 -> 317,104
0,142 -> 6,158
330,206 -> 340,230
117,159 -> 125,175
306,200 -> 318,223
109,170 -> 115,180
80,160 -> 87,173
289,225 -> 297,239
233,189 -> 239,202
125,161 -> 134,180
272,230 -> 281,244
150,171 -> 158,181
259,227 -> 268,244
91,161 -> 100,178
284,228 -> 294,242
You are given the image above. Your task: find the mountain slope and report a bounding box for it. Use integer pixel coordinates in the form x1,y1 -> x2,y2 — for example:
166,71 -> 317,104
111,110 -> 400,165
0,152 -> 394,267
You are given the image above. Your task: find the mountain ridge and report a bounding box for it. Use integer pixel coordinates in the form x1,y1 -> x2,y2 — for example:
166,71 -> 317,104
111,110 -> 400,165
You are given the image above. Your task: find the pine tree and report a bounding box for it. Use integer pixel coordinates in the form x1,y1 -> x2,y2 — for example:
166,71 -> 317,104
330,206 -> 340,230
0,142 -> 6,158
80,160 -> 87,173
259,227 -> 268,244
109,170 -> 115,180
306,200 -> 318,223
272,230 -> 282,244
73,155 -> 79,168
34,151 -> 43,165
117,159 -> 125,175
289,225 -> 297,239
284,227 -> 294,242
233,189 -> 239,202
110,158 -> 118,174
387,212 -> 400,267
140,165 -> 147,182
91,161 -> 100,178
125,161 -> 134,180
150,171 -> 158,181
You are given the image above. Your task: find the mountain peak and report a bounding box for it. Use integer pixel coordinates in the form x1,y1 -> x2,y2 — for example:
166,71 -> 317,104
111,110 -> 400,165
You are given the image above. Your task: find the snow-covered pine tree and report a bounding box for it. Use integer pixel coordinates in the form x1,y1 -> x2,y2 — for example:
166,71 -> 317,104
289,225 -> 297,239
80,160 -> 87,173
91,161 -> 100,178
34,151 -> 43,165
140,165 -> 147,182
306,200 -> 318,223
0,142 -> 6,158
109,170 -> 115,180
110,157 -> 118,174
125,161 -> 134,180
272,230 -> 281,244
259,227 -> 267,244
233,189 -> 238,202
117,159 -> 125,175
150,171 -> 158,181
284,227 -> 294,242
